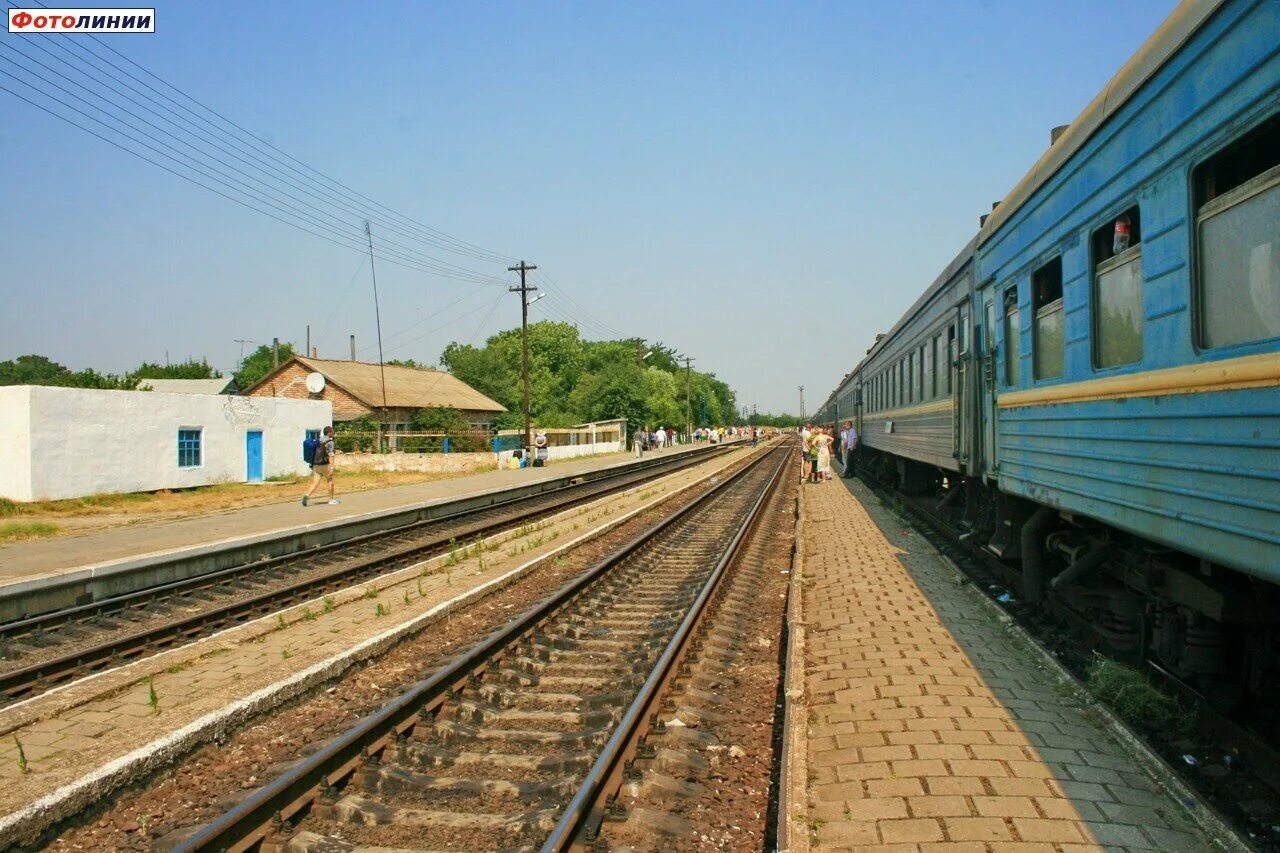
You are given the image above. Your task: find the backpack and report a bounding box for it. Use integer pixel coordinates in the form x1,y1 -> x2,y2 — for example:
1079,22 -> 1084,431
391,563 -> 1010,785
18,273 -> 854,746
312,439 -> 330,466
302,437 -> 319,464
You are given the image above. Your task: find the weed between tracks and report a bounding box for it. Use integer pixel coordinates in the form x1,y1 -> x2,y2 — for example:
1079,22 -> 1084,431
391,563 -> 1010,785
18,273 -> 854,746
1085,655 -> 1194,736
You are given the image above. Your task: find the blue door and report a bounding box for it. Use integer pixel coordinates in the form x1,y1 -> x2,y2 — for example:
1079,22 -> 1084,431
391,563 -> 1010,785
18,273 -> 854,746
246,431 -> 264,482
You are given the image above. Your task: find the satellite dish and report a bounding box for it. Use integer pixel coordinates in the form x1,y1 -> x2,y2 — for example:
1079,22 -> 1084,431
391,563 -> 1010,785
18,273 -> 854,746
305,372 -> 326,394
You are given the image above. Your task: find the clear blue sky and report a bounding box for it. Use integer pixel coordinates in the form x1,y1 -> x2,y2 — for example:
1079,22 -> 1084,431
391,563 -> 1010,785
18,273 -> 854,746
1,1 -> 1174,413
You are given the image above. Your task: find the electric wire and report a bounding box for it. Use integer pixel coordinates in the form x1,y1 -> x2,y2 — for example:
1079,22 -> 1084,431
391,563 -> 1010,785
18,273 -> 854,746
0,47 -> 508,285
3,37 -> 508,280
0,65 -> 501,283
11,0 -> 515,265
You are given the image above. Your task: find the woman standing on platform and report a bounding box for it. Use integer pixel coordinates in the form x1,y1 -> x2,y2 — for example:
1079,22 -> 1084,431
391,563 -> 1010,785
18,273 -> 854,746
814,427 -> 834,483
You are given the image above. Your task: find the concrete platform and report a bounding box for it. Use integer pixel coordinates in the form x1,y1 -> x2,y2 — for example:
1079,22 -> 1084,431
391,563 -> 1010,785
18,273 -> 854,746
789,477 -> 1240,852
0,443 -> 726,619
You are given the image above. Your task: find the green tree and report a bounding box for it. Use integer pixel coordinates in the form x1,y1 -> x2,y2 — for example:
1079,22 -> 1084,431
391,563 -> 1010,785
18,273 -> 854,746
0,354 -> 127,389
0,354 -> 73,386
130,358 -> 220,383
435,324 -> 747,436
235,343 -> 296,389
410,406 -> 468,431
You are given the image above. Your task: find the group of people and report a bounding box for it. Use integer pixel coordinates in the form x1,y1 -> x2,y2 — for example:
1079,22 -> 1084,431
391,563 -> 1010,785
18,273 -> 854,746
799,421 -> 858,484
634,424 -> 766,456
634,425 -> 677,455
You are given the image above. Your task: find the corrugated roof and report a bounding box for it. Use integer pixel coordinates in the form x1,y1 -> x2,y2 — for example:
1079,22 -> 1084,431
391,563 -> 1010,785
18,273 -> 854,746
285,357 -> 506,412
977,0 -> 1225,246
136,378 -> 236,395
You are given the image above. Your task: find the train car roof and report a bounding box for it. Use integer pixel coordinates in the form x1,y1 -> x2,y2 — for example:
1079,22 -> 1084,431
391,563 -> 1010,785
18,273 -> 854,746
976,0 -> 1225,246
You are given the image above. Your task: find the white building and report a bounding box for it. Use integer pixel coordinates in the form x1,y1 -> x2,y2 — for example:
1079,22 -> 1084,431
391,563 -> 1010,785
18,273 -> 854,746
0,386 -> 332,502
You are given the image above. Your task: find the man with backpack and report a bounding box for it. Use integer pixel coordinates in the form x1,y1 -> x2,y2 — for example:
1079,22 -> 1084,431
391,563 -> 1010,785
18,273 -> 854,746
302,426 -> 339,507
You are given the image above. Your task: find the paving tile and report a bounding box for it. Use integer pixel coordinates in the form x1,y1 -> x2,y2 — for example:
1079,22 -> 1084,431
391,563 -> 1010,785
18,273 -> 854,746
905,794 -> 970,817
878,818 -> 944,843
798,478 -> 1216,853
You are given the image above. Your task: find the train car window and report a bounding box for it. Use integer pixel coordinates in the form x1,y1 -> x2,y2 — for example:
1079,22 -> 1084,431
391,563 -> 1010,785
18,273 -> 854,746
1032,258 -> 1064,379
1194,113 -> 1280,348
1004,287 -> 1021,385
1093,206 -> 1144,368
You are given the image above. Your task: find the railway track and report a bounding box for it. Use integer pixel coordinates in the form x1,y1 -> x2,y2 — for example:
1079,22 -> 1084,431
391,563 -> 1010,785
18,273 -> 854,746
0,445 -> 735,706
169,442 -> 791,853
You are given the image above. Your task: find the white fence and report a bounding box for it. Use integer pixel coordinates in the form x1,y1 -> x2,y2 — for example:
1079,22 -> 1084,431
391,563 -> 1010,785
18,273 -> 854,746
494,418 -> 627,467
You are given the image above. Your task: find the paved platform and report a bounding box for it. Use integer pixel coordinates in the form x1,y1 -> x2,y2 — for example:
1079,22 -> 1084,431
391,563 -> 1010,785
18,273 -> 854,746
795,477 -> 1227,852
0,444 -> 705,592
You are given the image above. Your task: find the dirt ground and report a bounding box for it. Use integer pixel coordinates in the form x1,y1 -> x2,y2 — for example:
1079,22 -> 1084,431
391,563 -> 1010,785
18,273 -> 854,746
0,467 -> 493,540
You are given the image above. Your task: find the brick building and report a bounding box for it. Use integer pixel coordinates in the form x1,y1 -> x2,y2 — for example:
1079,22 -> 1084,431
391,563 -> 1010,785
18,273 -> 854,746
243,356 -> 505,430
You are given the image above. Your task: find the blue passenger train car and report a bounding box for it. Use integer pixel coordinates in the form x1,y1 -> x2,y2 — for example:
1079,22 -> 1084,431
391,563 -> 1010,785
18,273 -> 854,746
816,0 -> 1279,707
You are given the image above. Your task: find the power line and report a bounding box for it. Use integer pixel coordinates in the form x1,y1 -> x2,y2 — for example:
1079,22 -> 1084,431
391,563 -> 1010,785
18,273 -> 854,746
377,292 -> 506,358
0,46 -> 510,285
10,0 -> 515,266
361,284 -> 494,356
0,64 -> 503,284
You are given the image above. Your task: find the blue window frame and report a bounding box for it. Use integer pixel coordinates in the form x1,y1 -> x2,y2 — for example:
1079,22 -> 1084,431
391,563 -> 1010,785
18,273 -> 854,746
305,429 -> 320,442
178,428 -> 202,468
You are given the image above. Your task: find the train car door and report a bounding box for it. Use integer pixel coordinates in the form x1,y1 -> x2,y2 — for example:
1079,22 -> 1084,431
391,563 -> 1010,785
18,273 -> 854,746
952,305 -> 969,470
855,381 -> 863,451
979,291 -> 999,479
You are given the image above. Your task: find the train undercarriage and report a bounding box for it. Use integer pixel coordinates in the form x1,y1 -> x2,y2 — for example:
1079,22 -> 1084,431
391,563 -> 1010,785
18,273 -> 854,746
854,444 -> 1280,714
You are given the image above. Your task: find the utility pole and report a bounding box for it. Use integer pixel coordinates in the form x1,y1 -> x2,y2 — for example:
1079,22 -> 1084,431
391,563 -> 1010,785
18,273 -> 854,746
799,385 -> 806,421
305,325 -> 310,360
364,222 -> 389,420
508,260 -> 538,453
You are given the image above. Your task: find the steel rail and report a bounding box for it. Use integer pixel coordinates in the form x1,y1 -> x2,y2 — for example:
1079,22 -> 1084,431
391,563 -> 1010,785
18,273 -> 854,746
0,444 -> 736,703
542,440 -> 790,850
174,444 -> 786,853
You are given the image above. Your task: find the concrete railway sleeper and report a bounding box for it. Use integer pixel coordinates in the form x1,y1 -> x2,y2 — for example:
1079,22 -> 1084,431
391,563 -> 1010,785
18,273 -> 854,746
170,444 -> 791,853
0,445 -> 737,706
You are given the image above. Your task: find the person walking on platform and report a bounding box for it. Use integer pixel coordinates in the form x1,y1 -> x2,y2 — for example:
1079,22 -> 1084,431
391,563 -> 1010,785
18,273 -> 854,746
842,421 -> 858,478
302,426 -> 339,506
634,426 -> 648,457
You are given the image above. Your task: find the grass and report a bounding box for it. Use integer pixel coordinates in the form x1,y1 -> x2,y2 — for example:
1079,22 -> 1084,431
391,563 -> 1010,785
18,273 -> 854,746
0,521 -> 60,543
1085,654 -> 1194,735
0,466 -> 498,539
